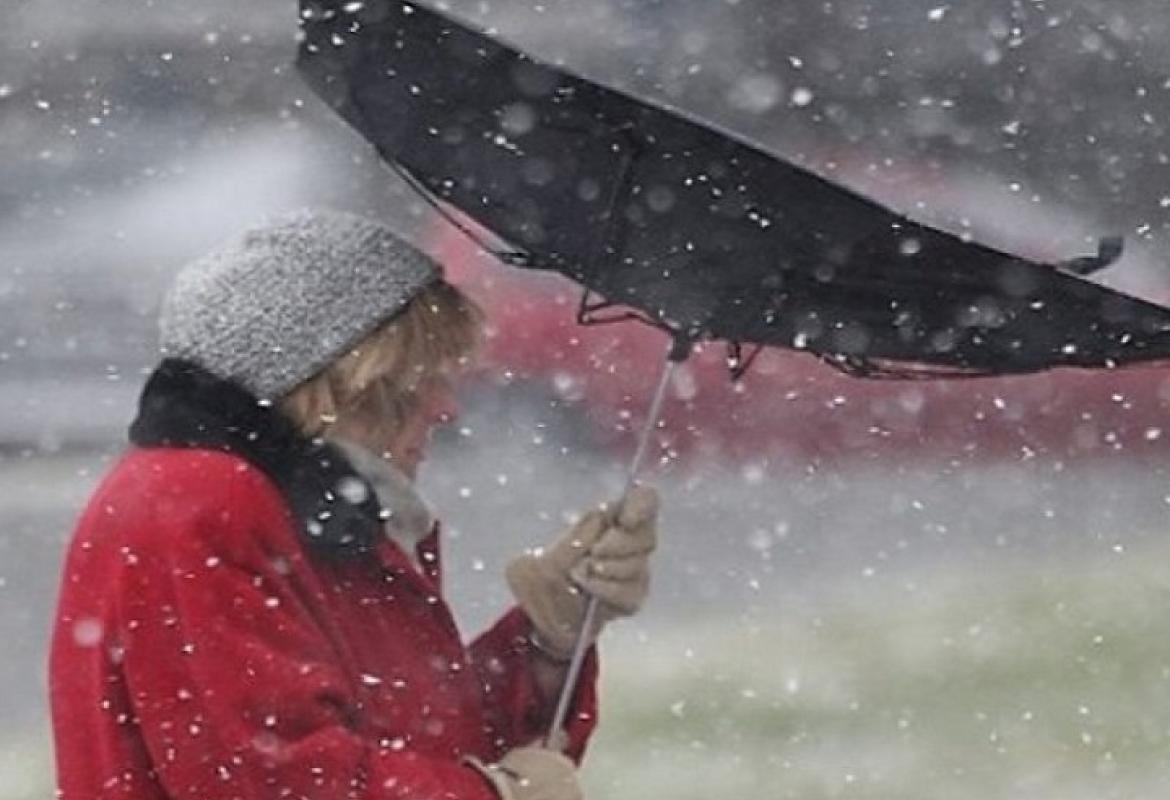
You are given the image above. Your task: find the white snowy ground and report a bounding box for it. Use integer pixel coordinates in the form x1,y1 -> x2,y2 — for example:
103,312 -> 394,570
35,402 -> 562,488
4,396 -> 1170,799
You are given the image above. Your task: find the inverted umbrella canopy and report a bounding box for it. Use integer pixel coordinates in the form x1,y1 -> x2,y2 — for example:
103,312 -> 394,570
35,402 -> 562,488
297,0 -> 1170,378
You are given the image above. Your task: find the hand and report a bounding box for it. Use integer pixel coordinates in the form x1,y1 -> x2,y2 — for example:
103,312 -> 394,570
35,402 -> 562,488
506,486 -> 658,659
466,745 -> 583,800
570,485 -> 657,616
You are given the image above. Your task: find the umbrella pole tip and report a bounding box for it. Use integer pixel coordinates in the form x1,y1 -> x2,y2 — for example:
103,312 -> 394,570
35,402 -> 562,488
668,335 -> 692,363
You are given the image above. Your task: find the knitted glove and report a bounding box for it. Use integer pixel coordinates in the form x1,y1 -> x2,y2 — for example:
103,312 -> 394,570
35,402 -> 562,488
506,486 -> 658,659
466,746 -> 583,800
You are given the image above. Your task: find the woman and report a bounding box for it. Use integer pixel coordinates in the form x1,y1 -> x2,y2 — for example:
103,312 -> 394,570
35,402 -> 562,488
49,210 -> 658,800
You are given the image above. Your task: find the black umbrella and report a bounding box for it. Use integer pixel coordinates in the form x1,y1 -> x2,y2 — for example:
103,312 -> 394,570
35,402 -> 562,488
296,0 -> 1170,740
296,0 -> 1170,380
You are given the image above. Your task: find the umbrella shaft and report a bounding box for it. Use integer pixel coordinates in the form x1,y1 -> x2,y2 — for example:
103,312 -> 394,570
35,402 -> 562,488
625,353 -> 679,493
547,350 -> 681,744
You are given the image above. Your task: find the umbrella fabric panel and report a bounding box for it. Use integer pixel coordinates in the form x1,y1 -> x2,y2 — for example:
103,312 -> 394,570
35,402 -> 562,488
302,1 -> 629,276
298,0 -> 1170,376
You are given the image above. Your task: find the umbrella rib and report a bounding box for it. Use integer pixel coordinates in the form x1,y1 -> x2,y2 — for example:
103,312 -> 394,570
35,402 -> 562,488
576,288 -> 656,326
582,124 -> 641,276
727,341 -> 765,381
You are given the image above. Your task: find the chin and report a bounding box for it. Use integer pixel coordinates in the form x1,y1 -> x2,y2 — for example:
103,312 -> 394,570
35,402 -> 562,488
400,455 -> 421,479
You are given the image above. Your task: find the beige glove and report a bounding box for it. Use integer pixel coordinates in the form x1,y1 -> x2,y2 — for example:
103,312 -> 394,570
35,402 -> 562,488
466,746 -> 583,800
506,486 -> 658,659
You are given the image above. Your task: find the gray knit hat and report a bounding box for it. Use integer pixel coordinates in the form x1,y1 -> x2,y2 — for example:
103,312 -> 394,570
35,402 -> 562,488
160,209 -> 440,399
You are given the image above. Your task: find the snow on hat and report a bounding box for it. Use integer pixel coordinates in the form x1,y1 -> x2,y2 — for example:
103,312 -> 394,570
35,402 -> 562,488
159,209 -> 440,399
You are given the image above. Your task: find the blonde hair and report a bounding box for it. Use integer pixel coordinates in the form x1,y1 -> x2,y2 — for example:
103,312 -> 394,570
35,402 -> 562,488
280,279 -> 483,439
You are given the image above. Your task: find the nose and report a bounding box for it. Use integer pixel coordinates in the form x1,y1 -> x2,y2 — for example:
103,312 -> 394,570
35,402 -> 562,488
429,385 -> 460,426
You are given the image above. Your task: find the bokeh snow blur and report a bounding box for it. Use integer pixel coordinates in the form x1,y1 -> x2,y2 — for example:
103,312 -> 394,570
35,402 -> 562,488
4,1 -> 1170,797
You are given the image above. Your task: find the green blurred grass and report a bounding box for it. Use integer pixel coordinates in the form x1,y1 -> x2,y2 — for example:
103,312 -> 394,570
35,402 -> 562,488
10,544 -> 1170,799
585,545 -> 1170,799
0,729 -> 52,800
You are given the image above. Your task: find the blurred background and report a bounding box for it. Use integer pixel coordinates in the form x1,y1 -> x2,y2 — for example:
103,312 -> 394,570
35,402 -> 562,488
5,1 -> 1170,797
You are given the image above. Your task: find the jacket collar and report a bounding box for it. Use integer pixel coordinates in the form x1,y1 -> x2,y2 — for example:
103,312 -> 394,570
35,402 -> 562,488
129,359 -> 384,556
329,438 -> 435,564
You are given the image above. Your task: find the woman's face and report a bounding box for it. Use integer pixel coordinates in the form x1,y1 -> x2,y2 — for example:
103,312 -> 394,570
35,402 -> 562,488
331,371 -> 461,480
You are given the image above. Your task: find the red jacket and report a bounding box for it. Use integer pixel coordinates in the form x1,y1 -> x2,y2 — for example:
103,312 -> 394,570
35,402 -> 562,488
50,362 -> 598,800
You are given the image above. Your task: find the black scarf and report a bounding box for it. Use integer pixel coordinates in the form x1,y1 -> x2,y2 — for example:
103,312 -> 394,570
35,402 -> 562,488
129,359 -> 383,555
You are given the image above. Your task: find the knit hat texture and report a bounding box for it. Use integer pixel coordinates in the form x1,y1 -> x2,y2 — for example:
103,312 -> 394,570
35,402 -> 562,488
160,209 -> 440,399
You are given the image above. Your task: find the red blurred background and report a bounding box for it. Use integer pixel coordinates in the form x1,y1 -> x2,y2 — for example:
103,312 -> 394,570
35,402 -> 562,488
430,218 -> 1170,467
